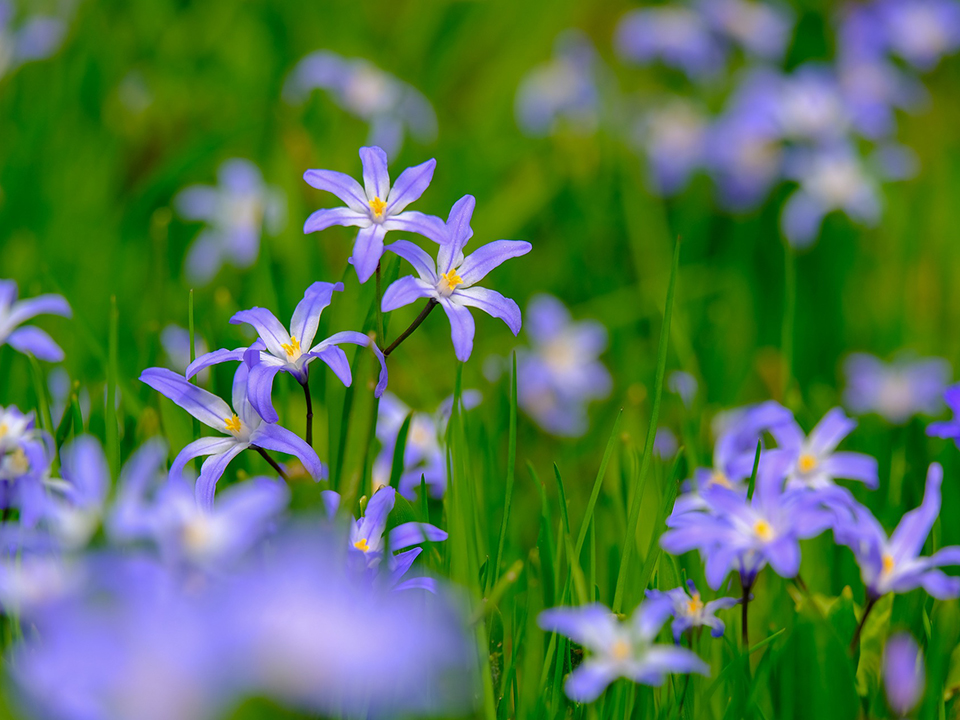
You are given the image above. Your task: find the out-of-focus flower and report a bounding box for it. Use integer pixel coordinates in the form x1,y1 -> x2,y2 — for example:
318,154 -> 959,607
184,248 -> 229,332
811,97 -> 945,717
0,406 -> 57,529
175,159 -> 286,285
515,30 -> 601,136
926,383 -> 960,447
161,325 -> 210,384
654,427 -> 678,459
875,0 -> 960,70
538,599 -> 708,702
615,6 -> 724,79
646,579 -> 739,642
0,1 -> 66,80
771,407 -> 879,491
696,0 -> 794,61
513,294 -> 611,437
668,371 -> 698,407
373,391 -> 481,499
42,436 -> 111,549
773,65 -> 851,142
834,463 -> 960,599
303,146 -> 445,283
382,194 -> 531,362
186,282 -> 387,423
844,352 -> 950,424
284,51 -> 437,157
634,99 -> 708,195
0,280 -> 71,362
883,633 -> 926,717
139,364 -> 324,509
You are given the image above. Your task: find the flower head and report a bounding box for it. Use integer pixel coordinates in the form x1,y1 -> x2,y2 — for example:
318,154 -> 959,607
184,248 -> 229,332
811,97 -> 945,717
646,579 -> 740,642
0,280 -> 71,362
926,382 -> 960,447
844,352 -> 950,423
883,633 -> 925,716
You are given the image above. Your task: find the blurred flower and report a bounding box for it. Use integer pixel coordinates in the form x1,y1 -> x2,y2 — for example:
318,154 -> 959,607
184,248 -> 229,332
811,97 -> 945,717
284,51 -> 437,157
174,159 -> 286,285
646,579 -> 739,642
382,194 -> 531,362
0,406 -> 57,529
696,0 -> 794,60
668,370 -> 698,407
875,0 -> 960,70
47,367 -> 90,426
0,0 -> 66,80
139,364 -> 324,509
42,436 -> 111,549
0,280 -> 71,362
773,65 -> 851,142
538,599 -> 708,702
770,407 -> 879,491
515,30 -> 601,136
926,383 -> 960,446
187,281 -> 387,423
883,633 -> 926,717
634,99 -> 708,195
834,463 -> 960,599
843,352 -> 950,423
373,390 -> 481,499
303,145 -> 445,283
654,427 -> 678,459
512,294 -> 611,437
160,325 -> 210,384
615,6 -> 724,79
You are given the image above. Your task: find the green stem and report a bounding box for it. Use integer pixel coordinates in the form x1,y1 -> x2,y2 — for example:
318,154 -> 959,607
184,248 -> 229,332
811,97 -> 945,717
254,446 -> 289,481
375,262 -> 386,349
781,241 -> 796,400
383,299 -> 438,357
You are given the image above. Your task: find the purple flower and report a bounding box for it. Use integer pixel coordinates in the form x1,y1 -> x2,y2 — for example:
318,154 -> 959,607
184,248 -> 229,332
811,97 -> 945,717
186,281 -> 387,424
382,195 -> 531,362
284,51 -> 437,156
0,409 -> 56,530
926,383 -> 960,446
160,324 -> 210,383
875,0 -> 960,70
302,146 -> 445,283
668,371 -> 698,407
0,1 -> 66,78
41,436 -> 112,549
696,0 -> 794,61
515,30 -> 601,137
139,364 -> 324,509
615,6 -> 724,80
538,599 -> 708,703
883,633 -> 925,716
634,99 -> 708,195
174,159 -> 286,285
654,427 -> 678,459
770,407 -> 879,491
646,579 -> 739,642
844,352 -> 950,424
0,280 -> 71,362
835,464 -> 960,599
774,65 -> 851,142
513,294 -> 611,437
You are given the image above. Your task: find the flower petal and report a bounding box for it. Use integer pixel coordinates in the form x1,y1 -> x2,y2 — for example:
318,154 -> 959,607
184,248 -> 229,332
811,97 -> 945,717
457,240 -> 532,286
196,443 -> 248,511
437,195 -> 476,274
388,522 -> 447,550
351,223 -> 388,284
385,211 -> 448,244
230,307 -> 291,358
384,240 -> 439,283
140,367 -> 233,432
170,436 -> 239,483
5,326 -> 65,362
453,286 -> 522,335
385,158 -> 436,214
6,295 -> 72,328
382,276 -> 435,313
359,146 -> 390,201
290,281 -> 344,350
303,206 -> 368,234
439,298 -> 475,362
250,423 -> 326,481
891,463 -> 943,560
186,347 -> 248,380
245,361 -> 285,425
808,407 -> 855,454
302,169 -> 368,213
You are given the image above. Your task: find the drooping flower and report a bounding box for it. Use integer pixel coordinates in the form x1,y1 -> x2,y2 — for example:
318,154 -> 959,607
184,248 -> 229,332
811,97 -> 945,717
538,599 -> 709,703
302,146 -> 445,283
834,463 -> 960,600
186,282 -> 387,424
0,280 -> 71,362
925,383 -> 960,447
770,407 -> 879,491
843,352 -> 950,424
284,51 -> 437,157
512,294 -> 610,437
139,364 -> 324,509
174,159 -> 286,285
381,194 -> 531,362
883,633 -> 926,717
646,579 -> 740,642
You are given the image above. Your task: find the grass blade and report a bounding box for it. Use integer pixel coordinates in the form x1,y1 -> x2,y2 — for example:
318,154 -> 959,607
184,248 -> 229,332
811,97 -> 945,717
574,409 -> 624,558
492,352 -> 518,591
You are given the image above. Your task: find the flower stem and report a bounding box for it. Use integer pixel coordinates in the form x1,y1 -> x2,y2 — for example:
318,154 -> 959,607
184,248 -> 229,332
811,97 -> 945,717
254,446 -> 289,481
741,575 -> 752,650
383,299 -> 438,358
302,379 -> 313,447
375,262 -> 386,349
850,594 -> 878,653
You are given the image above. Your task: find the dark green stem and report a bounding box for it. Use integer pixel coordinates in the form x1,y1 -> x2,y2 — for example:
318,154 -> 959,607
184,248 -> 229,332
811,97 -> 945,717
383,299 -> 438,357
851,594 -> 878,653
254,446 -> 289,481
302,379 -> 313,447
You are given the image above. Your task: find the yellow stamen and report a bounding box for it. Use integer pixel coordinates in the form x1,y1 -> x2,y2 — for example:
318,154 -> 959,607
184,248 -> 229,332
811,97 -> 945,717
0,423 -> 7,439
710,471 -> 731,488
882,553 -> 895,576
369,196 -> 387,217
687,593 -> 704,615
354,538 -> 370,552
754,520 -> 774,542
798,453 -> 818,474
441,269 -> 464,292
281,336 -> 301,358
611,639 -> 630,661
224,414 -> 242,434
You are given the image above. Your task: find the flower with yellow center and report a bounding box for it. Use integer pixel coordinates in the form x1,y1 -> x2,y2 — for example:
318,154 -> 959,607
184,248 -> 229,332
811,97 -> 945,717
0,423 -> 7,440
224,414 -> 243,435
438,269 -> 464,297
710,471 -> 732,488
369,196 -> 387,219
354,538 -> 370,552
686,593 -> 704,616
798,453 -> 818,474
610,638 -> 631,662
280,336 -> 301,359
881,553 -> 895,576
753,519 -> 774,542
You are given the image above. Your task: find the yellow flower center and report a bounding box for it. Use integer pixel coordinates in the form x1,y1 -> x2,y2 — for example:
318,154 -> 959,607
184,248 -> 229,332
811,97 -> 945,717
369,196 -> 387,218
798,453 -> 818,474
0,423 -> 7,439
754,520 -> 774,542
354,538 -> 370,552
611,639 -> 630,661
882,553 -> 895,576
281,336 -> 301,359
7,447 -> 28,475
440,269 -> 464,295
710,471 -> 731,488
687,593 -> 704,615
224,414 -> 242,434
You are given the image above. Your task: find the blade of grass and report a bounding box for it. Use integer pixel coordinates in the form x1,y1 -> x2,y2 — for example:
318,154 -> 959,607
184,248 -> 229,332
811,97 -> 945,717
574,409 -> 624,558
388,412 -> 413,490
105,295 -> 120,478
632,453 -> 683,596
491,352 -> 518,592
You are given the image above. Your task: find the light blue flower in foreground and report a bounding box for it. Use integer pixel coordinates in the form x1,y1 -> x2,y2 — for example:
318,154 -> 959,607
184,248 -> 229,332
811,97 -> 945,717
844,352 -> 950,424
925,382 -> 960,447
382,194 -> 531,361
539,599 -> 708,703
175,159 -> 286,285
284,51 -> 437,157
0,280 -> 71,362
883,633 -> 925,717
834,463 -> 960,600
771,406 -> 879,491
139,364 -> 324,509
646,579 -> 739,643
303,145 -> 445,283
513,294 -> 611,436
186,281 -> 387,423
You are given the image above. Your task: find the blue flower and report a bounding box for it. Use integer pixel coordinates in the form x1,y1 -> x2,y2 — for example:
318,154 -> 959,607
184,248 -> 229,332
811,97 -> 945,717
926,382 -> 960,446
0,405 -> 56,529
646,579 -> 740,642
539,599 -> 708,703
0,1 -> 66,79
844,352 -> 950,424
382,195 -> 532,362
139,364 -> 324,509
668,370 -> 698,407
615,6 -> 724,80
874,0 -> 960,70
187,281 -> 387,424
303,146 -> 445,283
0,280 -> 71,362
883,633 -> 926,716
174,159 -> 286,285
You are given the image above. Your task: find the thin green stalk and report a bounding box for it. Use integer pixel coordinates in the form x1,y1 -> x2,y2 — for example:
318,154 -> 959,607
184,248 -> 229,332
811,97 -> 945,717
781,241 -> 796,401
374,262 -> 385,349
574,410 -> 624,558
105,296 -> 120,478
302,379 -> 314,447
612,238 -> 681,614
491,353 -> 518,591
